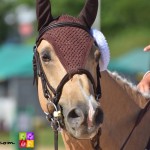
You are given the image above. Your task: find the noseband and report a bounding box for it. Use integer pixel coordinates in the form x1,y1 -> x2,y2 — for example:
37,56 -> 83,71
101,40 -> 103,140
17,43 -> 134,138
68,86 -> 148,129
33,22 -> 102,150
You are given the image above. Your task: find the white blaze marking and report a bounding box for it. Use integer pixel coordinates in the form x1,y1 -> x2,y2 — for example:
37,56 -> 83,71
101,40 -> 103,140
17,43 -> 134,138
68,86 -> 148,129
78,80 -> 95,127
88,96 -> 95,127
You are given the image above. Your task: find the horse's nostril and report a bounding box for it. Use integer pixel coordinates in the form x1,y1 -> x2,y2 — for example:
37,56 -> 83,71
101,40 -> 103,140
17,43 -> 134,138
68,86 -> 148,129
94,107 -> 103,125
67,108 -> 84,129
68,108 -> 82,118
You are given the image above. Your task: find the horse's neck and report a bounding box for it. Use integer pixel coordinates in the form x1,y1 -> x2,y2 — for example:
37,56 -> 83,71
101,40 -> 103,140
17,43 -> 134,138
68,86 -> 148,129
100,70 -> 149,149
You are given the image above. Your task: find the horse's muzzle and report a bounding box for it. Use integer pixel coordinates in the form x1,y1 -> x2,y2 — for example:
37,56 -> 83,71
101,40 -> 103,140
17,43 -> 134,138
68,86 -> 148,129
65,106 -> 103,139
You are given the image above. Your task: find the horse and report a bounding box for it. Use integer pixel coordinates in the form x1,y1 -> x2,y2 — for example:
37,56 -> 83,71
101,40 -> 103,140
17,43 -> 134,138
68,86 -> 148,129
34,0 -> 104,149
61,70 -> 150,150
33,0 -> 150,149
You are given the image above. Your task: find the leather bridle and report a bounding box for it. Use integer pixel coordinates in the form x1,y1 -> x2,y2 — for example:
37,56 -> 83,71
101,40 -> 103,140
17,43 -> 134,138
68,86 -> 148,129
33,22 -> 102,150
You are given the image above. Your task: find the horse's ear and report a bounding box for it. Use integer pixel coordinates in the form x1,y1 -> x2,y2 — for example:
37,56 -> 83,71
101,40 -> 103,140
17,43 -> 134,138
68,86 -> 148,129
79,0 -> 98,28
36,0 -> 53,31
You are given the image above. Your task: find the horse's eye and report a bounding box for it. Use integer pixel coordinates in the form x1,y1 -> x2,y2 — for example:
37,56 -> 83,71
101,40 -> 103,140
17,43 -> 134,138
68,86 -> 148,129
42,53 -> 51,62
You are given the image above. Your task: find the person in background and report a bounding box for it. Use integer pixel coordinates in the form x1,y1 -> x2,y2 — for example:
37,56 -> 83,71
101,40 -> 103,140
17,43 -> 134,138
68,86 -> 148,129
137,45 -> 150,93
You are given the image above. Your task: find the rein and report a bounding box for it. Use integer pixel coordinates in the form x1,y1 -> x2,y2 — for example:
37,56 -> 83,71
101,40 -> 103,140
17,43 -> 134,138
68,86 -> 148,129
120,101 -> 150,150
33,22 -> 102,150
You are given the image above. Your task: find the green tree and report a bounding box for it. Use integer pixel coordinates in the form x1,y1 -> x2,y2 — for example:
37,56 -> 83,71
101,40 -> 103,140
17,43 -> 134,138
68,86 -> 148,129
0,0 -> 84,43
101,0 -> 150,35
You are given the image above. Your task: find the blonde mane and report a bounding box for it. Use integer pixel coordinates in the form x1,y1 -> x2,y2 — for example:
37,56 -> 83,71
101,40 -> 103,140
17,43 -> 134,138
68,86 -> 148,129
108,71 -> 150,108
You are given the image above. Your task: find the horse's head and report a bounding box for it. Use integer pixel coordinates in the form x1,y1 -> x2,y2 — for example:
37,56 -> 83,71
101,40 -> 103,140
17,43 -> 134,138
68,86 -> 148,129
34,0 -> 103,139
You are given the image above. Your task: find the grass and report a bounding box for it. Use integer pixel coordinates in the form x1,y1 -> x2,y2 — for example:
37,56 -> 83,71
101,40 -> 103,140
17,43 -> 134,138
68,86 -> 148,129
0,131 -> 10,141
35,126 -> 65,147
0,126 -> 65,149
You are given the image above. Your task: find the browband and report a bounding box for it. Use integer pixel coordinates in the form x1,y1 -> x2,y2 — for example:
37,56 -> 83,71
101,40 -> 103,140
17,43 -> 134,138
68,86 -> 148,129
36,22 -> 90,45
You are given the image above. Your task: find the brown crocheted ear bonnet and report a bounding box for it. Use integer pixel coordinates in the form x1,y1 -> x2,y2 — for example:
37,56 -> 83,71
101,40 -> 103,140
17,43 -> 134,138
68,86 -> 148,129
36,0 -> 98,73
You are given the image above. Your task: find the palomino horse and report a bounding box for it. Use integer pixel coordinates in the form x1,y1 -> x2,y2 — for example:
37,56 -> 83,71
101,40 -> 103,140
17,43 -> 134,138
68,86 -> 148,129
34,0 -> 150,149
62,71 -> 150,150
34,0 -> 103,149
